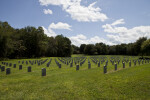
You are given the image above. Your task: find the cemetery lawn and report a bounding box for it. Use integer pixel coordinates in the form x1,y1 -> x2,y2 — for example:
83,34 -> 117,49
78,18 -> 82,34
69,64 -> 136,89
0,55 -> 150,100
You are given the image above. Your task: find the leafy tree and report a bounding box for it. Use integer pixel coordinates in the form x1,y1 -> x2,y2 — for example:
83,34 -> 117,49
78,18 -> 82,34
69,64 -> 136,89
134,37 -> 147,55
55,35 -> 72,57
141,39 -> 150,55
46,37 -> 58,57
80,44 -> 86,54
84,44 -> 96,55
72,45 -> 80,54
95,43 -> 107,55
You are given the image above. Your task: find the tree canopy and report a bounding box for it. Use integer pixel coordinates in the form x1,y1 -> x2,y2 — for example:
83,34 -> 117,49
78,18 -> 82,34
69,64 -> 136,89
0,21 -> 150,59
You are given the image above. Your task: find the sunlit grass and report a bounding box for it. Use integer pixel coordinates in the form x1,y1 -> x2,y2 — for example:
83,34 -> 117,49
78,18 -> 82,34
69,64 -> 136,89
0,55 -> 150,100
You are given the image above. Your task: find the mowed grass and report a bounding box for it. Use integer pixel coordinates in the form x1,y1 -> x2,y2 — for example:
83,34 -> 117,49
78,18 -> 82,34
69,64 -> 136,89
0,55 -> 150,100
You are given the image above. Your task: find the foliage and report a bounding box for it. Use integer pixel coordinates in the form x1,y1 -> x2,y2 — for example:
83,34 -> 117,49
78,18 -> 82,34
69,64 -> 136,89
0,21 -> 72,59
72,45 -> 80,54
141,39 -> 150,55
0,21 -> 150,59
84,44 -> 96,55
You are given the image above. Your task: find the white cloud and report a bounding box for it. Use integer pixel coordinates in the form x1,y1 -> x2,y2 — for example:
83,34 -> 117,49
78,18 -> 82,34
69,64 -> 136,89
69,34 -> 113,46
102,19 -> 150,44
42,26 -> 56,37
43,9 -> 53,14
111,19 -> 125,26
69,34 -> 88,46
49,22 -> 72,30
39,0 -> 108,22
42,22 -> 72,37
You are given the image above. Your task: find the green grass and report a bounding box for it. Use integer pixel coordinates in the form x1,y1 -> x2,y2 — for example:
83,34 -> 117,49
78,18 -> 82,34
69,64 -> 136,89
0,55 -> 150,100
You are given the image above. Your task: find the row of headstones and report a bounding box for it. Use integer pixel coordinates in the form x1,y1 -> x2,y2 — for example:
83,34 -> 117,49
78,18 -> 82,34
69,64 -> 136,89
90,57 -> 107,65
69,57 -> 86,67
58,57 -> 72,65
46,59 -> 52,67
90,57 -> 107,63
1,63 -> 17,68
55,59 -> 61,68
66,57 -> 87,68
74,57 -> 86,65
87,61 -> 101,69
18,59 -> 48,66
110,59 -> 150,68
104,59 -> 150,74
0,65 -> 32,75
110,60 -> 120,65
79,57 -> 87,66
75,60 -> 101,71
103,62 -> 131,74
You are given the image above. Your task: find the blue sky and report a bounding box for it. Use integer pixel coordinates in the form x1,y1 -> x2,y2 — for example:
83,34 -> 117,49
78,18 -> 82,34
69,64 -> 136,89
0,0 -> 150,46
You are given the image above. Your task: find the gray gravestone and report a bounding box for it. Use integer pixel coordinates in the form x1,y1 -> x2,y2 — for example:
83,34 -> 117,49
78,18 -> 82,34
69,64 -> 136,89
129,61 -> 131,67
142,60 -> 144,64
6,68 -> 11,75
104,65 -> 107,74
13,64 -> 16,68
98,62 -> 100,67
123,62 -> 125,68
115,63 -> 117,71
88,63 -> 91,69
9,63 -> 12,67
42,68 -> 46,76
59,64 -> 61,68
1,66 -> 5,72
76,65 -> 79,71
28,66 -> 31,72
70,63 -> 73,67
19,65 -> 22,70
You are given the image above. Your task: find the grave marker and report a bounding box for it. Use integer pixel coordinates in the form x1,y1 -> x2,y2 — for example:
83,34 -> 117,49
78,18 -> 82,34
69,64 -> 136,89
6,68 -> 11,75
28,66 -> 31,72
42,68 -> 46,76
19,65 -> 22,70
104,65 -> 107,74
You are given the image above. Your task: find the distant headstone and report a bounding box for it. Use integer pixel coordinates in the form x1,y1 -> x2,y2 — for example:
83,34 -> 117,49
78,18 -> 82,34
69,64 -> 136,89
98,62 -> 100,67
59,64 -> 61,68
13,64 -> 16,68
106,62 -> 108,67
129,61 -> 131,67
115,63 -> 117,71
28,66 -> 31,72
70,63 -> 73,67
6,68 -> 11,75
142,60 -> 144,64
123,62 -> 125,68
19,65 -> 22,70
67,62 -> 69,65
88,63 -> 91,69
9,63 -> 12,67
138,61 -> 140,65
42,68 -> 46,76
1,66 -> 5,72
104,65 -> 107,74
76,64 -> 79,71
134,62 -> 136,66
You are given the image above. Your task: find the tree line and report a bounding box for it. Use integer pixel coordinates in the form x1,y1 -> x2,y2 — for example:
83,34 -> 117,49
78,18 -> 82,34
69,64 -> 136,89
72,37 -> 150,56
0,21 -> 72,59
0,21 -> 150,59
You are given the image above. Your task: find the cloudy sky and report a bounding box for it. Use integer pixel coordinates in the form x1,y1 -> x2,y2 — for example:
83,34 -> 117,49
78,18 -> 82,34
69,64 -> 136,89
0,0 -> 150,46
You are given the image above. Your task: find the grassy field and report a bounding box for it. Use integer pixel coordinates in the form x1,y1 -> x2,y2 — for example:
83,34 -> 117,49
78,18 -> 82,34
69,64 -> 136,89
0,55 -> 150,100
